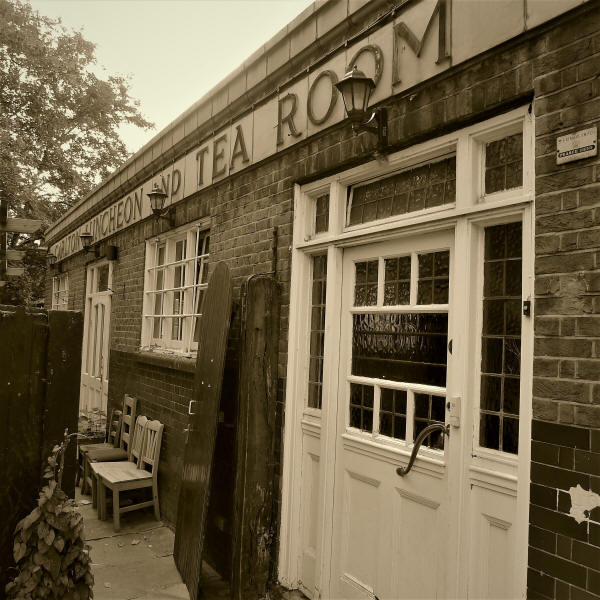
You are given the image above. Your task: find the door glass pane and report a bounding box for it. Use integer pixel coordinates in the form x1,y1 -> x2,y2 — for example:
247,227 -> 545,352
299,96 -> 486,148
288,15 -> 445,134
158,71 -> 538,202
384,256 -> 410,305
379,388 -> 407,440
349,383 -> 374,432
414,393 -> 446,449
97,264 -> 109,292
354,260 -> 378,306
479,222 -> 522,454
352,313 -> 448,386
417,250 -> 449,304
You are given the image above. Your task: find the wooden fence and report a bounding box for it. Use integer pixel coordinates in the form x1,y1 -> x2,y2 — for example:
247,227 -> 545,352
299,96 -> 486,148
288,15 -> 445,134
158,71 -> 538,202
0,306 -> 82,591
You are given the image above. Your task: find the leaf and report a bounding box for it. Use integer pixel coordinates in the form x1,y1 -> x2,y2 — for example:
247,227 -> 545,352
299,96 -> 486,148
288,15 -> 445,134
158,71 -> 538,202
16,507 -> 41,533
13,541 -> 27,563
45,528 -> 55,547
54,537 -> 65,553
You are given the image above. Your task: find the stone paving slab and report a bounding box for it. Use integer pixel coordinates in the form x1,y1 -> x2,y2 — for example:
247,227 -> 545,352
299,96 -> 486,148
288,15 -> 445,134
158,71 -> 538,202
76,491 -> 229,600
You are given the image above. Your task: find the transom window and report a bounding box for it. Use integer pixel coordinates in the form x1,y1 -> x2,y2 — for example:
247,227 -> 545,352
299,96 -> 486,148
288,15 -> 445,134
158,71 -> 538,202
52,273 -> 69,310
142,223 -> 209,355
348,245 -> 450,450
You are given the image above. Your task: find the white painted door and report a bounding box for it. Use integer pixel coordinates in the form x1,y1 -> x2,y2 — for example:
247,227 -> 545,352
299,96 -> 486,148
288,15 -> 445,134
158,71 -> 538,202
80,261 -> 112,420
329,229 -> 461,600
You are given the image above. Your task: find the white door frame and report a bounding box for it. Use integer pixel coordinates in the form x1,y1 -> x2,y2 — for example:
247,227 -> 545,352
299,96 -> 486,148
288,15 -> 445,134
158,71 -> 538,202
279,106 -> 534,598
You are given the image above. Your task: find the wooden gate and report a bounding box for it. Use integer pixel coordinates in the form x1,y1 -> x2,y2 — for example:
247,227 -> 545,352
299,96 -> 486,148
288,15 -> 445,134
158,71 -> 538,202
174,262 -> 233,600
0,306 -> 82,591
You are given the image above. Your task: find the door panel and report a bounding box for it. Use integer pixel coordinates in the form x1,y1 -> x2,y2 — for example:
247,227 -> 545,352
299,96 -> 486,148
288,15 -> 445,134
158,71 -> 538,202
330,230 -> 458,600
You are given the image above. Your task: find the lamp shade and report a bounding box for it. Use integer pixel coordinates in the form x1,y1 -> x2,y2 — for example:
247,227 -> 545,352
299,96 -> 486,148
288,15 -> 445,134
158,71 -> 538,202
47,252 -> 57,266
334,66 -> 376,123
147,182 -> 169,215
79,231 -> 94,250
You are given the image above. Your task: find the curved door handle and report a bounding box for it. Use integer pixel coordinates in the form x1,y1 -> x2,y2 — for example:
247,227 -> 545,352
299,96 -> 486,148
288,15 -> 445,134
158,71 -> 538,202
396,423 -> 450,477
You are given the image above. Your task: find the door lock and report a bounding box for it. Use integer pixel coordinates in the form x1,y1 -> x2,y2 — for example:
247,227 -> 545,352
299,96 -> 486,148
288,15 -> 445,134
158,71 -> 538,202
447,395 -> 461,428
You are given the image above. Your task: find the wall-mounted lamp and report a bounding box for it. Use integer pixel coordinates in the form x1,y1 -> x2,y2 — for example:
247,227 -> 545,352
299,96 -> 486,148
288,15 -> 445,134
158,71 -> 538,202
80,231 -> 95,253
147,183 -> 174,226
335,66 -> 388,152
47,252 -> 57,267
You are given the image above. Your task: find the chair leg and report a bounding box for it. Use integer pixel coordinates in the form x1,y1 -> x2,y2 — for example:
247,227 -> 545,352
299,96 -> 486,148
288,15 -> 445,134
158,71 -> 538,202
153,482 -> 160,521
91,469 -> 97,508
75,455 -> 81,488
82,457 -> 89,495
97,480 -> 105,520
112,489 -> 120,532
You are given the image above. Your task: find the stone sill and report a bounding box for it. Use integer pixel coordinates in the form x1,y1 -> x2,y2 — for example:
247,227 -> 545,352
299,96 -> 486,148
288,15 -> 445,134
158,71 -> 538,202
133,349 -> 196,374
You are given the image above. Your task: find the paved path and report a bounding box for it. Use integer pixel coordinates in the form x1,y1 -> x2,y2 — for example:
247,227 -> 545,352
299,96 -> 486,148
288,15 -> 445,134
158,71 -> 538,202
77,493 -> 228,600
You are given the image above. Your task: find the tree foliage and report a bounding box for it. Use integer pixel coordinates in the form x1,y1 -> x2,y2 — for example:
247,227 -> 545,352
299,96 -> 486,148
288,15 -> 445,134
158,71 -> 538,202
0,0 -> 153,303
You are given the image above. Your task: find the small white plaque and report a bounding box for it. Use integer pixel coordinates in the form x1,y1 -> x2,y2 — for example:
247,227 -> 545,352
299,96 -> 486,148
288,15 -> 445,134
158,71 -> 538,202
556,127 -> 597,165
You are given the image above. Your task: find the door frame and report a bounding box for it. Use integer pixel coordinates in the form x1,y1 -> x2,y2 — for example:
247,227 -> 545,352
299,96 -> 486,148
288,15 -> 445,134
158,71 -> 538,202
80,258 -> 114,418
279,106 -> 534,598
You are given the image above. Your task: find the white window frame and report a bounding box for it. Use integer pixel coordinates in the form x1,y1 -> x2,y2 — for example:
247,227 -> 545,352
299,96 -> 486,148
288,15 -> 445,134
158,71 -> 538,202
52,273 -> 69,310
279,105 -> 534,594
141,218 -> 210,356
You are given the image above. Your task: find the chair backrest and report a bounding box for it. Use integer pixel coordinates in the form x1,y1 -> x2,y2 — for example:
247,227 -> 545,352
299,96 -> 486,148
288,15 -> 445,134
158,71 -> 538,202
107,409 -> 122,447
129,415 -> 148,464
119,395 -> 137,455
139,419 -> 163,478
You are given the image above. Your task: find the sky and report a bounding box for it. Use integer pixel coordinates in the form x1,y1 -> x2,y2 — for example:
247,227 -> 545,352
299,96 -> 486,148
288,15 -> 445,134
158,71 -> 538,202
28,0 -> 315,154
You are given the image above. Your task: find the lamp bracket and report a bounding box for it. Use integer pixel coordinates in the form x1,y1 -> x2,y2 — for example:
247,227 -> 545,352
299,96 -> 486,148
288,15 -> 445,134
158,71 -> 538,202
352,107 -> 388,152
154,207 -> 175,227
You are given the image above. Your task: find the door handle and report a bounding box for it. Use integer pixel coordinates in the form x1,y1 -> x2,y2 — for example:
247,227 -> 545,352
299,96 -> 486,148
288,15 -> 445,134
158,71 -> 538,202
188,400 -> 197,415
396,423 -> 450,477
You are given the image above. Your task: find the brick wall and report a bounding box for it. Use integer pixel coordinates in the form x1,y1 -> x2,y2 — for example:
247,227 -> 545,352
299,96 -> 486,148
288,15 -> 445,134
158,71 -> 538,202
46,1 -> 600,590
529,4 -> 600,598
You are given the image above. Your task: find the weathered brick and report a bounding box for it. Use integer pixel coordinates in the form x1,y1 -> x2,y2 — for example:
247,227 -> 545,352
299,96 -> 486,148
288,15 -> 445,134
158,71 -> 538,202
575,405 -> 600,427
559,402 -> 576,425
534,397 -> 559,421
577,359 -> 600,381
533,378 -> 587,402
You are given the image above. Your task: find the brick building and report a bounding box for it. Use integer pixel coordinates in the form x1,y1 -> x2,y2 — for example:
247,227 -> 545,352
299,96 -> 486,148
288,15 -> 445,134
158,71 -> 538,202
44,0 -> 600,598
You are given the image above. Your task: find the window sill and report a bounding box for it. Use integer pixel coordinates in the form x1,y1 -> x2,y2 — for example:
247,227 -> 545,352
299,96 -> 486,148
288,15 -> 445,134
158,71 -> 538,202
134,348 -> 196,373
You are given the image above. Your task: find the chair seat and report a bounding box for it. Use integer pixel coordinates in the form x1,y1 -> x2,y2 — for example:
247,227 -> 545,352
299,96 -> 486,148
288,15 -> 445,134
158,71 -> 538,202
86,447 -> 128,462
79,442 -> 114,454
92,461 -> 152,485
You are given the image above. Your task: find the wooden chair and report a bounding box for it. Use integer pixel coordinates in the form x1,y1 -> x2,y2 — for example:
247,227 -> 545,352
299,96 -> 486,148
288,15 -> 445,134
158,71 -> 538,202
92,419 -> 163,532
91,413 -> 147,511
82,395 -> 137,500
76,407 -> 122,489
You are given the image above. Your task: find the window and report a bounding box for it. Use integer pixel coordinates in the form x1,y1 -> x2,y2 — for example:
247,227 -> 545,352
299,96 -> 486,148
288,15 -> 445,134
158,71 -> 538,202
484,133 -> 523,195
347,156 -> 456,226
307,254 -> 327,409
142,223 -> 209,355
479,222 -> 522,454
314,193 -> 330,234
52,274 -> 69,310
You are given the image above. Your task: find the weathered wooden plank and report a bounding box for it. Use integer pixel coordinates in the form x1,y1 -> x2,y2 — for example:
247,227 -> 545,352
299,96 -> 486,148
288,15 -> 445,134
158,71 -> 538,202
0,217 -> 42,234
174,262 -> 233,600
0,307 -> 48,592
44,310 -> 83,498
232,275 -> 280,600
5,249 -> 25,260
